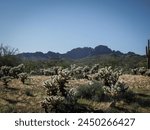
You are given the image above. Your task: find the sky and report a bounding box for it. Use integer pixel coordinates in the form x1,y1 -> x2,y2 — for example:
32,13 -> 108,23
0,0 -> 150,55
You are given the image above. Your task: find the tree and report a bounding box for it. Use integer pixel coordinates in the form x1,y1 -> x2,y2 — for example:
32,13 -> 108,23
0,44 -> 21,66
0,44 -> 18,56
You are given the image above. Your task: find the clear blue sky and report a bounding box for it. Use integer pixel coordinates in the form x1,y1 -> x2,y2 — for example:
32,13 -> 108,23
0,0 -> 150,54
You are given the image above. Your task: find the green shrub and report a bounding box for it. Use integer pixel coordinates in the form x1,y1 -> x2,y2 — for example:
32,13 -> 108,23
121,90 -> 135,102
25,89 -> 34,96
76,81 -> 106,102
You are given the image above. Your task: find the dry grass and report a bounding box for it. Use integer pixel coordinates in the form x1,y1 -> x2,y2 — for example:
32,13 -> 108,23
0,74 -> 150,113
120,74 -> 150,90
0,76 -> 49,112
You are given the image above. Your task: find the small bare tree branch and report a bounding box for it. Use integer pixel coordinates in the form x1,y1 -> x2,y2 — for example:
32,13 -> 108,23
0,43 -> 18,56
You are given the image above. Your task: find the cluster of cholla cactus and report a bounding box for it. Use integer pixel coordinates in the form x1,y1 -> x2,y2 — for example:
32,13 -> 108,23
89,64 -> 99,74
0,64 -> 27,86
42,64 -> 129,112
0,66 -> 12,86
98,66 -> 128,98
0,76 -> 12,86
43,66 -> 62,76
131,67 -> 150,76
70,64 -> 83,79
42,69 -> 77,112
98,66 -> 122,86
30,66 -> 62,76
9,64 -> 25,78
69,64 -> 100,79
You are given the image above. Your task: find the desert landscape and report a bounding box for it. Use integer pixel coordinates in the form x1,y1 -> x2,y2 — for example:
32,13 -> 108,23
0,0 -> 150,113
0,52 -> 150,113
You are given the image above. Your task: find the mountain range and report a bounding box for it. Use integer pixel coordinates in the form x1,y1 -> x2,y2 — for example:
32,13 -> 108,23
18,45 -> 138,61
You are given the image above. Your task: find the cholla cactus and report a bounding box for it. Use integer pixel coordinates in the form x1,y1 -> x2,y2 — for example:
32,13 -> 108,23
0,76 -> 12,86
1,66 -> 11,76
18,72 -> 28,84
42,96 -> 65,113
53,66 -> 62,75
42,69 -> 76,112
82,65 -> 90,73
70,64 -> 77,70
131,68 -> 138,75
43,69 -> 54,76
98,66 -> 122,87
87,73 -> 100,80
89,64 -> 99,74
145,69 -> 150,76
74,66 -> 83,74
67,88 -> 78,104
44,77 -> 58,95
103,80 -> 128,97
9,64 -> 25,78
98,66 -> 128,98
44,74 -> 68,97
114,80 -> 128,93
139,67 -> 146,75
70,65 -> 84,79
58,68 -> 71,81
82,66 -> 90,79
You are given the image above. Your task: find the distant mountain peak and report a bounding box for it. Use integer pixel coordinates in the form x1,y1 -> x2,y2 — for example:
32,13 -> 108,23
17,44 -> 136,60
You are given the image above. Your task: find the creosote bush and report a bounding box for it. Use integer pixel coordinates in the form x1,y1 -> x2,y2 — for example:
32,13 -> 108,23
76,81 -> 106,102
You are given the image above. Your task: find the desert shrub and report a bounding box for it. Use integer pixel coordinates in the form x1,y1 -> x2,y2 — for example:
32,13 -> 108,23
76,81 -> 106,102
121,90 -> 135,102
0,104 -> 16,113
73,73 -> 85,79
0,44 -> 20,67
25,89 -> 34,96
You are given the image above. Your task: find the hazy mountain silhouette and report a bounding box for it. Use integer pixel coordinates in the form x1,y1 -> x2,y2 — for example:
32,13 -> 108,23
18,45 -> 139,60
